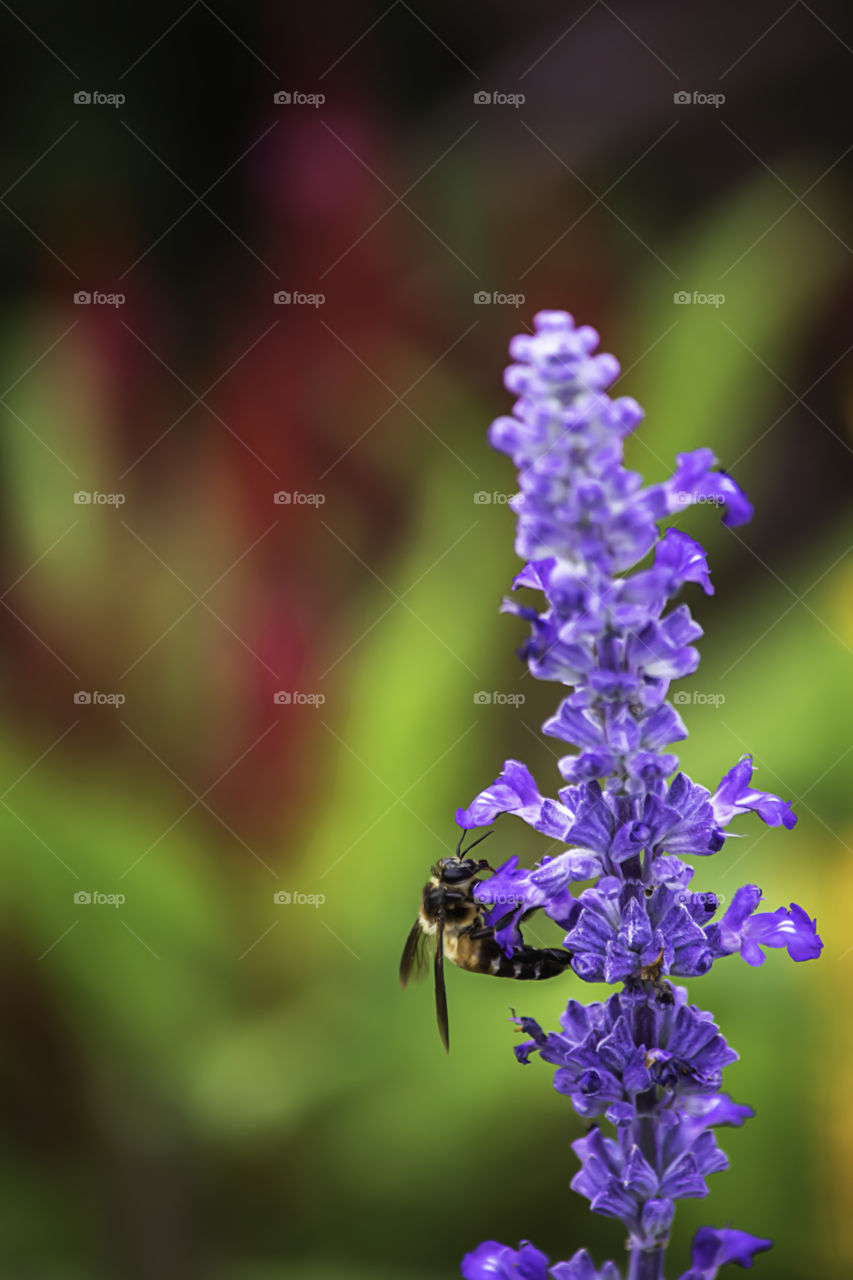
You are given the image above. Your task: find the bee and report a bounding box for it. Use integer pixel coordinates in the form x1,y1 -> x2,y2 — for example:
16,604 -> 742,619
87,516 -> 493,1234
399,831 -> 573,1051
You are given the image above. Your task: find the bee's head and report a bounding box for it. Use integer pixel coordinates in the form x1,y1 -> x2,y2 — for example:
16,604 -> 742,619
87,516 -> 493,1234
434,856 -> 490,885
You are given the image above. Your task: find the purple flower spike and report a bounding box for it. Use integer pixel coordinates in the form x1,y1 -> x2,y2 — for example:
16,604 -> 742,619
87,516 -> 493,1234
456,312 -> 816,1280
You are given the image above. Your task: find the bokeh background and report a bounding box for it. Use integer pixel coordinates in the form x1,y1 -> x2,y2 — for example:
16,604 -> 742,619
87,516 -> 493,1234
0,2 -> 852,1277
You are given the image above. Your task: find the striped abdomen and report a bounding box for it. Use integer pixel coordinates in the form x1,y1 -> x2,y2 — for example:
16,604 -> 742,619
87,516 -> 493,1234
446,930 -> 572,980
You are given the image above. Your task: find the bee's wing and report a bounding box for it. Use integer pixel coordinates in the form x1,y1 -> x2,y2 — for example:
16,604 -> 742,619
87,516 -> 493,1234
434,909 -> 449,1053
399,921 -> 431,987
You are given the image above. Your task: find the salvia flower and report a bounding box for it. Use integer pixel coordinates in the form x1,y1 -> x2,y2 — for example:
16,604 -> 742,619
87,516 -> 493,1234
514,985 -> 738,1123
458,312 -> 822,1279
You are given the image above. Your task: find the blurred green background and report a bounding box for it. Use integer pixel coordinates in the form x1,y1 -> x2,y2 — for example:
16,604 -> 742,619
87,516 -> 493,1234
0,2 -> 851,1277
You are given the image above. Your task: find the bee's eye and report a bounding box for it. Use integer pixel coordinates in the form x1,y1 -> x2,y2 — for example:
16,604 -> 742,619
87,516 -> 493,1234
441,861 -> 475,884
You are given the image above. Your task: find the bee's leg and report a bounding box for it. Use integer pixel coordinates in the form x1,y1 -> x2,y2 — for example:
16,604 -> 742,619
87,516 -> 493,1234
463,911 -> 502,941
481,903 -> 538,933
488,907 -> 519,931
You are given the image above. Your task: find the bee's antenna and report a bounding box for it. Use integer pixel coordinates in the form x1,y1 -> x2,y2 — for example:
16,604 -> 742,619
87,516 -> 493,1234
457,828 -> 494,858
